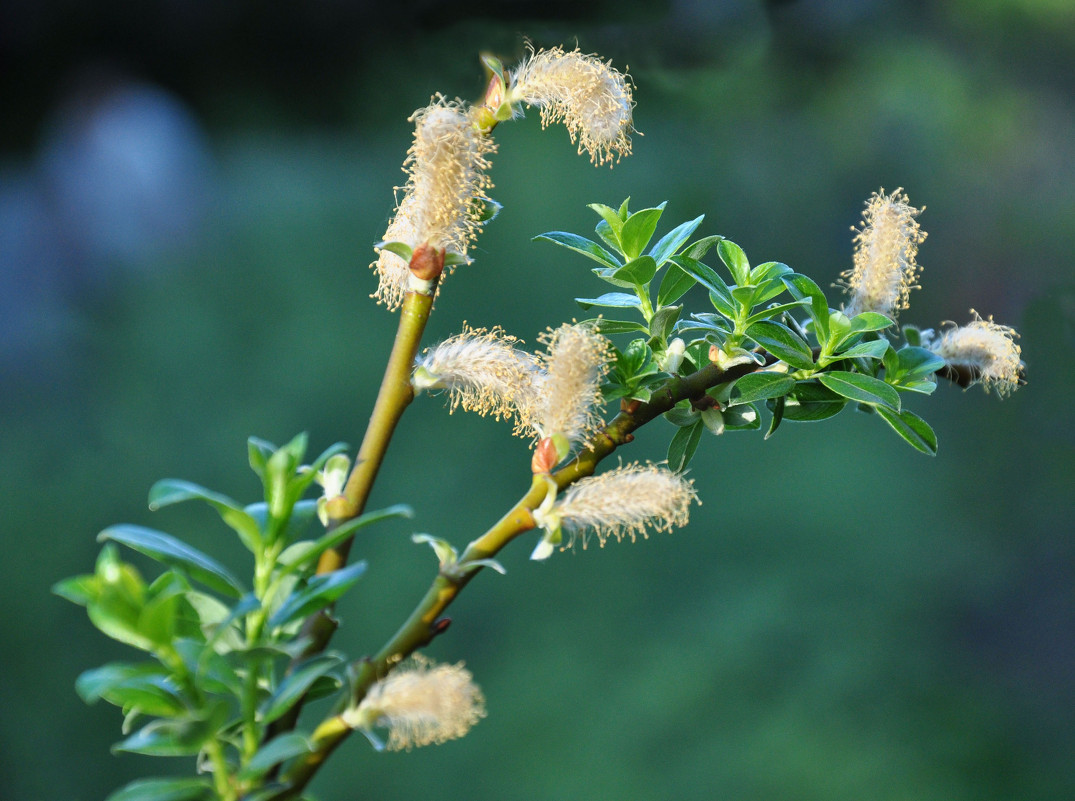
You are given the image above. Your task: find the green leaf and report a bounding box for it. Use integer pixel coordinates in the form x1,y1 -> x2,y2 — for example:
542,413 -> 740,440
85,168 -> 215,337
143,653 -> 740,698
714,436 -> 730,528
585,319 -> 647,335
876,407 -> 938,455
817,371 -> 901,410
748,277 -> 789,307
682,234 -> 723,260
664,404 -> 700,427
765,396 -> 785,439
834,339 -> 890,361
533,232 -> 620,270
98,525 -> 244,598
896,346 -> 946,379
743,299 -> 810,326
750,261 -> 793,284
240,733 -> 315,781
649,214 -> 704,267
105,778 -> 213,801
851,312 -> 895,333
594,220 -> 621,254
669,255 -> 732,298
259,656 -> 342,725
248,437 -> 276,480
612,255 -> 658,285
781,273 -> 830,340
656,263 -> 696,306
575,292 -> 642,311
780,381 -> 848,422
722,403 -> 761,430
727,372 -> 796,405
620,204 -> 667,259
375,241 -> 413,263
268,561 -> 368,628
53,574 -> 98,606
113,709 -> 224,757
745,321 -> 815,369
588,202 -> 624,243
148,479 -> 262,555
77,663 -> 186,717
667,420 -> 704,472
649,305 -> 682,342
717,239 -> 750,286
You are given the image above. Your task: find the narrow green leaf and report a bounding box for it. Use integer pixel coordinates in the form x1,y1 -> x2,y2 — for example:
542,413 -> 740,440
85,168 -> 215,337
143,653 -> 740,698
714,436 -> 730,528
876,407 -> 938,455
728,372 -> 796,405
113,716 -> 218,757
649,305 -> 682,342
259,656 -> 342,725
53,574 -> 98,606
649,214 -> 704,267
268,561 -> 367,628
588,202 -> 624,241
722,403 -> 761,430
834,339 -> 890,361
897,346 -> 946,379
105,778 -> 213,801
750,261 -> 793,284
620,204 -> 666,259
743,299 -> 810,326
612,255 -> 658,285
148,479 -> 262,555
781,273 -> 830,340
656,262 -> 697,306
248,437 -> 276,480
98,525 -> 244,598
375,241 -> 413,262
533,232 -> 621,269
851,312 -> 895,333
745,321 -> 815,369
240,733 -> 315,781
594,219 -> 621,254
682,234 -> 723,260
818,371 -> 901,410
669,255 -> 732,298
766,396 -> 785,440
575,292 -> 642,311
77,664 -> 186,717
585,319 -> 647,335
667,420 -> 704,472
717,239 -> 750,286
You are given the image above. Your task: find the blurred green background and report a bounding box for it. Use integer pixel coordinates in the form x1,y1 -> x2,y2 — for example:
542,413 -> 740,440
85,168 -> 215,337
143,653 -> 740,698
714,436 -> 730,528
3,1 -> 1073,799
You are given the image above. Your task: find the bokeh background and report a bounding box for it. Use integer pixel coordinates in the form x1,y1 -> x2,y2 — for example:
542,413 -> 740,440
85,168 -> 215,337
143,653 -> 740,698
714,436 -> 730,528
3,1 -> 1073,799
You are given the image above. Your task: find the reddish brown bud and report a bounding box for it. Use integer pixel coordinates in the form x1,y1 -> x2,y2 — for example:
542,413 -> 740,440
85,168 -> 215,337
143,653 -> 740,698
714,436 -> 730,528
409,243 -> 446,281
531,436 -> 560,474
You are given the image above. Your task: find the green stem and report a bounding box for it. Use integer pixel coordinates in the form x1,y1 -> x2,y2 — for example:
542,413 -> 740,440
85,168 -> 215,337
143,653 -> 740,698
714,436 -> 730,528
268,359 -> 762,800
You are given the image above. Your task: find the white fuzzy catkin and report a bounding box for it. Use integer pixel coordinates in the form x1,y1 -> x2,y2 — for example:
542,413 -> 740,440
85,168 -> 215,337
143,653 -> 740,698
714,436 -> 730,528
519,322 -> 611,446
347,656 -> 486,751
553,463 -> 698,548
509,45 -> 634,166
930,310 -> 1023,397
372,97 -> 495,309
841,188 -> 926,319
414,326 -> 539,421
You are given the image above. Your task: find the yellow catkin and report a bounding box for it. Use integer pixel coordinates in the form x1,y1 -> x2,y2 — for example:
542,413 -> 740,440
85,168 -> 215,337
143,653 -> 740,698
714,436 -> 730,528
520,322 -> 612,446
414,325 -> 539,421
841,188 -> 926,319
555,463 -> 698,548
349,655 -> 486,751
371,97 -> 495,309
930,310 -> 1023,397
509,45 -> 634,166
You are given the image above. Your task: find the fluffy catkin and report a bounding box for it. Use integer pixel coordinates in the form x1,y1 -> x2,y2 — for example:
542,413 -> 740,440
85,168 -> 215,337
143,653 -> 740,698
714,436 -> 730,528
349,656 -> 486,751
520,322 -> 612,446
414,326 -> 539,421
841,188 -> 926,319
930,310 -> 1023,397
554,463 -> 698,547
509,45 -> 634,165
371,97 -> 495,309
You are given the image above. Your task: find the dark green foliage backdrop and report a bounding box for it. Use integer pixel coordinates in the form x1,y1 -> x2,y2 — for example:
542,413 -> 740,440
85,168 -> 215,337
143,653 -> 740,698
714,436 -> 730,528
2,2 -> 1073,799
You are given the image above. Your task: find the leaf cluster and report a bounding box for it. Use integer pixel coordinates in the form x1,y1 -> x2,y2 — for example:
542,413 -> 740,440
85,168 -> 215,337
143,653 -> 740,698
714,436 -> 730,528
54,435 -> 411,801
537,200 -> 947,468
